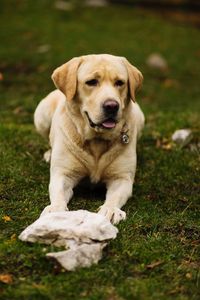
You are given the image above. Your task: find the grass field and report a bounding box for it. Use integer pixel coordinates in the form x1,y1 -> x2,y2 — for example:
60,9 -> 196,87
0,1 -> 200,299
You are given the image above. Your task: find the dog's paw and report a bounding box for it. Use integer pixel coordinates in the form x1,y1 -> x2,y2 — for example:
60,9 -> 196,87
40,204 -> 68,217
43,149 -> 51,163
98,205 -> 126,224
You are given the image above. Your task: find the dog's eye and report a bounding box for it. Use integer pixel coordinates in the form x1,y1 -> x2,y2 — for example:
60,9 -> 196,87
115,80 -> 124,87
85,79 -> 98,86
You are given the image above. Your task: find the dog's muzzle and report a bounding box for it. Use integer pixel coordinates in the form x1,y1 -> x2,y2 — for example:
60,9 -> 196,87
85,112 -> 117,130
85,99 -> 120,130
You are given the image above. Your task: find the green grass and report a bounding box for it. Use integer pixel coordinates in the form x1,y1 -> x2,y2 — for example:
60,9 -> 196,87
0,1 -> 200,299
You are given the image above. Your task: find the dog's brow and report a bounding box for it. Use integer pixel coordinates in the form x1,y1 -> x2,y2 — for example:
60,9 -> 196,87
84,71 -> 101,81
114,76 -> 126,81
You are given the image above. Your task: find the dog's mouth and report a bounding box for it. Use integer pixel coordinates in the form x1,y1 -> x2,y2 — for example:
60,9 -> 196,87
85,112 -> 117,130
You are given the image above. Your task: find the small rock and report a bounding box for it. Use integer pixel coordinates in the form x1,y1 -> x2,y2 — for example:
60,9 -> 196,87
146,53 -> 168,72
54,1 -> 73,11
172,129 -> 193,147
85,0 -> 108,7
37,44 -> 51,54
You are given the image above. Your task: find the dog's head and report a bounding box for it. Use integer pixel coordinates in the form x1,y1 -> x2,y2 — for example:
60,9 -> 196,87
52,54 -> 143,132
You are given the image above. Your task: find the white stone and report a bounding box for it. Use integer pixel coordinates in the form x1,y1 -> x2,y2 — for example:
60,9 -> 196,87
19,210 -> 118,270
146,53 -> 168,71
85,0 -> 108,7
37,45 -> 51,54
172,129 -> 193,147
54,1 -> 73,11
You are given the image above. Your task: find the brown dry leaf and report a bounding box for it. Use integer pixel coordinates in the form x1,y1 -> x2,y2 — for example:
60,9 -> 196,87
2,215 -> 12,222
146,260 -> 164,269
168,286 -> 185,295
185,272 -> 192,279
13,106 -> 25,115
10,233 -> 16,241
181,259 -> 200,269
156,138 -> 162,148
156,138 -> 173,150
163,79 -> 179,88
0,72 -> 3,81
0,274 -> 13,284
162,143 -> 173,150
191,240 -> 200,246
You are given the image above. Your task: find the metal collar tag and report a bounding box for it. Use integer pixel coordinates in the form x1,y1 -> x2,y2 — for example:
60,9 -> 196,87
121,133 -> 129,144
121,123 -> 129,144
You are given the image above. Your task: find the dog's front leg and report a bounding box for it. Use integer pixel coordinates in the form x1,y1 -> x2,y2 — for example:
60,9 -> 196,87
41,170 -> 77,216
98,177 -> 133,224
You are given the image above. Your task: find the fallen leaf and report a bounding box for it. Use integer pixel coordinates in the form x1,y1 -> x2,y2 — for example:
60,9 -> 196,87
2,215 -> 12,222
186,272 -> 192,279
13,106 -> 26,115
156,138 -> 162,148
163,79 -> 179,88
168,286 -> 185,295
181,259 -> 200,269
0,274 -> 13,284
162,143 -> 173,150
0,72 -> 3,80
19,277 -> 26,281
10,233 -> 16,241
191,240 -> 200,246
146,260 -> 164,269
156,138 -> 173,150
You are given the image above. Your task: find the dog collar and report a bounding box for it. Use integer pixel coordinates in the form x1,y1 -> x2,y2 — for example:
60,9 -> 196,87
121,123 -> 129,144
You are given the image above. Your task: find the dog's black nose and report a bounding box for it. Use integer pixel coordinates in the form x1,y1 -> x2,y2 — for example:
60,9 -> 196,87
103,100 -> 119,116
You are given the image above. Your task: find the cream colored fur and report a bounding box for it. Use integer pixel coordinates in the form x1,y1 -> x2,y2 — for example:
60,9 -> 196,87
34,54 -> 145,224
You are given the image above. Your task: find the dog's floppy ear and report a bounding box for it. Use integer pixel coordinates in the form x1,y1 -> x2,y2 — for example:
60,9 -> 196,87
51,57 -> 82,101
122,58 -> 143,102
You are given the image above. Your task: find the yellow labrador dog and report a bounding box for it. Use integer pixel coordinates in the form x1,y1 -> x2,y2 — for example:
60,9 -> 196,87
34,54 -> 144,224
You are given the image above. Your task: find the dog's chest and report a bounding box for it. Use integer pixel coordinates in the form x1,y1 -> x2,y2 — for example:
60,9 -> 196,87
84,139 -> 109,161
83,140 -> 112,183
